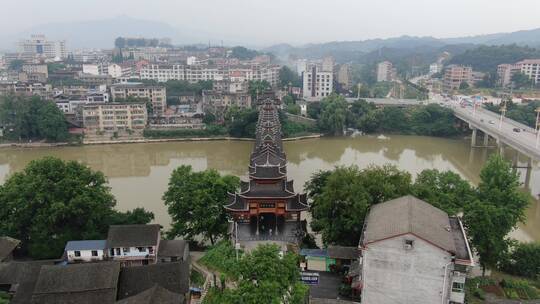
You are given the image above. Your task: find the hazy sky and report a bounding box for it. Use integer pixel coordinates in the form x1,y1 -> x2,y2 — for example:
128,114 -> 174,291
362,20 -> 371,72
2,0 -> 540,45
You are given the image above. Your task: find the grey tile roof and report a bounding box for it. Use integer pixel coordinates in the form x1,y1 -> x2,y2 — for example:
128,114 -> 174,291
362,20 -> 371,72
158,240 -> 187,258
107,225 -> 161,248
117,261 -> 189,300
0,260 -> 57,304
31,262 -> 121,304
116,285 -> 185,304
64,240 -> 106,251
0,236 -> 20,261
327,246 -> 358,260
362,195 -> 457,253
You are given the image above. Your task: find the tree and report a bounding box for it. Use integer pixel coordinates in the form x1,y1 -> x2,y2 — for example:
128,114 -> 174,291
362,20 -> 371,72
501,242 -> 540,279
308,165 -> 412,246
318,94 -> 349,135
278,66 -> 301,88
225,107 -> 259,138
163,165 -> 240,245
459,81 -> 470,90
0,157 -> 153,259
0,95 -> 69,142
248,80 -> 271,101
409,104 -> 458,137
412,169 -> 474,215
511,72 -> 532,89
203,244 -> 307,304
463,154 -> 529,275
230,46 -> 259,60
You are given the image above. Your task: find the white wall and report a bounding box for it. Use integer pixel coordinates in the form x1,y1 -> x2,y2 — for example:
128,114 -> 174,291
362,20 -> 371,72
361,234 -> 454,304
67,249 -> 105,262
110,246 -> 156,258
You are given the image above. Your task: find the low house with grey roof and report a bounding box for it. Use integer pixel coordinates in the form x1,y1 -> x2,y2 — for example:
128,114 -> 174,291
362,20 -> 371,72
358,195 -> 474,304
116,284 -> 185,304
158,240 -> 189,263
64,240 -> 107,263
107,225 -> 161,267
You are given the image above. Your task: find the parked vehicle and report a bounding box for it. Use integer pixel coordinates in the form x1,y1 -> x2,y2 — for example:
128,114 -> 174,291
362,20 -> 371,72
513,128 -> 521,132
489,120 -> 495,124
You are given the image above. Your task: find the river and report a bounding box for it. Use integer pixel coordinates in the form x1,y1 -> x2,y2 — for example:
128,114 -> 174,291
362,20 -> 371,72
0,135 -> 539,242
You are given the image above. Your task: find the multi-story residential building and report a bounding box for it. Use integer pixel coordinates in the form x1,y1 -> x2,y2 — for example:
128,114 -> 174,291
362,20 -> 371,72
497,63 -> 520,87
140,63 -> 280,86
82,102 -> 147,133
358,195 -> 474,304
108,63 -> 133,79
376,61 -> 396,82
110,83 -> 166,116
302,64 -> 333,100
337,64 -> 353,90
0,82 -> 52,98
21,64 -> 48,79
19,35 -> 67,59
322,56 -> 335,73
296,59 -> 308,76
64,240 -> 107,263
202,89 -> 251,118
443,65 -> 473,91
516,59 -> 540,85
82,62 -> 109,76
106,224 -> 161,267
429,63 -> 443,75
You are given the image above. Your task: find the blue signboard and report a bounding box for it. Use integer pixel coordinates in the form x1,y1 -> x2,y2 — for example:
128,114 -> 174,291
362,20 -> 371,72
300,272 -> 320,285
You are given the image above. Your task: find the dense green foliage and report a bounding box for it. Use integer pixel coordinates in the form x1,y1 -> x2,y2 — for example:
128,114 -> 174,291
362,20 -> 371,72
314,96 -> 460,137
307,165 -> 412,246
224,107 -> 259,138
278,111 -> 319,138
307,155 -> 529,255
0,95 -> 69,142
449,45 -> 540,72
463,155 -> 529,274
512,72 -> 536,89
163,165 -> 240,245
203,244 -> 308,304
230,46 -> 260,60
485,100 -> 540,130
0,157 -> 154,259
502,242 -> 540,279
248,80 -> 271,100
278,66 -> 302,88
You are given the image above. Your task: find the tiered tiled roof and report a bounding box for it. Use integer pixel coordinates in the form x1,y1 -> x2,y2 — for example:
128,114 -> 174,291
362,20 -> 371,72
225,99 -> 308,212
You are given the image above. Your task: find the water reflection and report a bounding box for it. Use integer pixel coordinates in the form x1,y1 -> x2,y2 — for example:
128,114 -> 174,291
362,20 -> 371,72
0,135 -> 538,242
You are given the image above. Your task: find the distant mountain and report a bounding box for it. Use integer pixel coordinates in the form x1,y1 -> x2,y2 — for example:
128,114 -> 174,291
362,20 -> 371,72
0,16 -> 208,50
264,28 -> 540,62
443,28 -> 540,47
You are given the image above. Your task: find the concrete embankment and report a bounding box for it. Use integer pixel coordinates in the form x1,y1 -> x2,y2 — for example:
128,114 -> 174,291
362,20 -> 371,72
83,134 -> 322,145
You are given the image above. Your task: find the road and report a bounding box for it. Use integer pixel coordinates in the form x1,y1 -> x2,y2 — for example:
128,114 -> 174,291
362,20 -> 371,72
430,93 -> 540,161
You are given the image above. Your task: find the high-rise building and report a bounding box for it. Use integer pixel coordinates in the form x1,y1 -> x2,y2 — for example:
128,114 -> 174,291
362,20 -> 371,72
302,64 -> 333,100
19,35 -> 67,60
337,64 -> 353,90
377,61 -> 396,82
516,59 -> 540,85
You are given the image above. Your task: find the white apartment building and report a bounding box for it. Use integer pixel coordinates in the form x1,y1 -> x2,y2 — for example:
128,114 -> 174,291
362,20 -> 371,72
82,102 -> 148,133
140,63 -> 280,86
429,63 -> 443,75
108,63 -> 133,79
302,64 -> 333,100
19,35 -> 67,60
110,83 -> 166,116
64,240 -> 107,263
377,61 -> 396,82
516,59 -> 540,85
359,196 -> 474,304
21,64 -> 48,78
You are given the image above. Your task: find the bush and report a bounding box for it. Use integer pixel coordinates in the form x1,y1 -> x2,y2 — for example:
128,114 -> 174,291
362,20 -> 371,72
199,241 -> 241,279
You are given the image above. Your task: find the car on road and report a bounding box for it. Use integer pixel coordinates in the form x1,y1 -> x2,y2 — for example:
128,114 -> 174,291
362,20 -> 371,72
480,119 -> 484,122
489,120 -> 495,124
513,128 -> 521,132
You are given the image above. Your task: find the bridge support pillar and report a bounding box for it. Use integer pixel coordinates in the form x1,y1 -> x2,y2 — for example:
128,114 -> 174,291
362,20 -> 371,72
498,141 -> 505,156
483,132 -> 489,147
471,128 -> 477,147
525,157 -> 533,189
512,151 -> 519,172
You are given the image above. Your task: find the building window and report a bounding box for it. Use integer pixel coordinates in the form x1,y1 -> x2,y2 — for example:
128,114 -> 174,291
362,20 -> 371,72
116,248 -> 121,255
404,239 -> 414,250
110,248 -> 115,256
452,282 -> 465,293
123,247 -> 130,253
74,251 -> 81,257
91,250 -> 98,257
137,247 -> 146,252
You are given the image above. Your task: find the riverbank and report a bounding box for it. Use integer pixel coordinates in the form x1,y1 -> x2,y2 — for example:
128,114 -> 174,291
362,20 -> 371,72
83,133 -> 322,145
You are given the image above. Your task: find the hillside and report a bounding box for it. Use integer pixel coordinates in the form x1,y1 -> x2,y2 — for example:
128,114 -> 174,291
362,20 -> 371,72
448,45 -> 540,72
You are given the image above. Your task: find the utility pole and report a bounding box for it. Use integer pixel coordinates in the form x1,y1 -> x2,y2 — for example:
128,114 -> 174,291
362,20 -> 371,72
536,107 -> 540,148
499,98 -> 507,130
